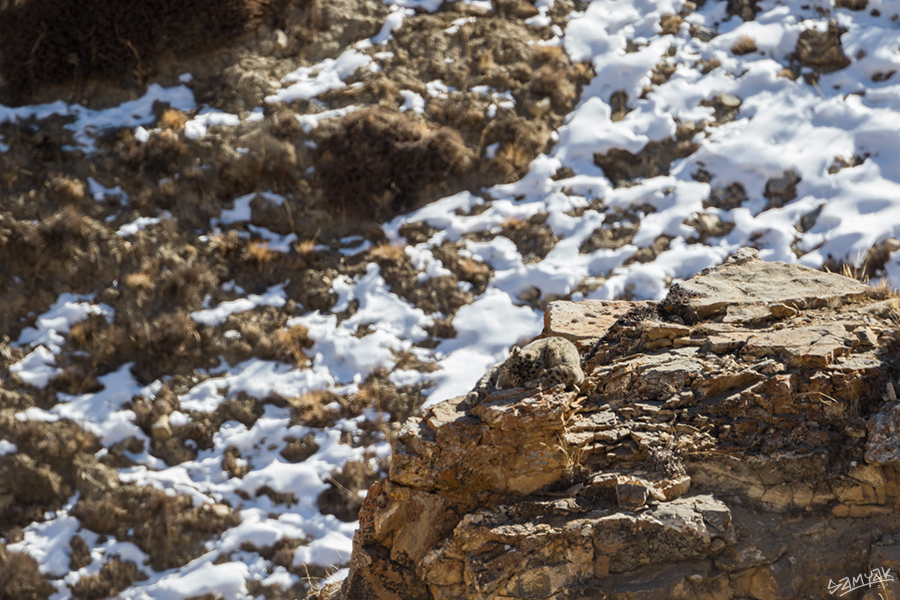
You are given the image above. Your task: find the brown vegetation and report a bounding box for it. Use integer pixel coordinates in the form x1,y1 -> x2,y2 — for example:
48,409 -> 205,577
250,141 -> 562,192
73,488 -> 239,570
0,0 -> 277,103
0,544 -> 53,600
317,460 -> 379,522
313,108 -> 476,221
731,36 -> 759,56
70,559 -> 147,600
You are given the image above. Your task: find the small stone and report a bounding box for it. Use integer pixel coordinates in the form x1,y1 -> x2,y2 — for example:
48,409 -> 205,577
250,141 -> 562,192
209,503 -> 232,518
644,321 -> 692,341
719,93 -> 741,108
689,24 -> 717,42
616,481 -> 649,509
658,475 -> 691,501
769,303 -> 798,318
854,327 -> 877,347
151,414 -> 173,440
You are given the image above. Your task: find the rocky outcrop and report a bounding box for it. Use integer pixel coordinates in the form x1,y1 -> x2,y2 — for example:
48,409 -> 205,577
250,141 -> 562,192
319,250 -> 900,600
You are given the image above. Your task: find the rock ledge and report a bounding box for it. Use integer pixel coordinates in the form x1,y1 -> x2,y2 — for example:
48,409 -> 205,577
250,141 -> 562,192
319,255 -> 900,600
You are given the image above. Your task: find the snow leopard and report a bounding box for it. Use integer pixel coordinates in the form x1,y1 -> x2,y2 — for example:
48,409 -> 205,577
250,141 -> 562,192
465,337 -> 584,407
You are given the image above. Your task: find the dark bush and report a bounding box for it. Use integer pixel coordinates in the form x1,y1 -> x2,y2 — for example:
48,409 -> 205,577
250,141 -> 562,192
313,108 -> 476,221
0,0 -> 263,103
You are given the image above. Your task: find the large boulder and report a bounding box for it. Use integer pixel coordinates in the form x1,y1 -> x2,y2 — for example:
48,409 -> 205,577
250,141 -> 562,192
317,252 -> 900,600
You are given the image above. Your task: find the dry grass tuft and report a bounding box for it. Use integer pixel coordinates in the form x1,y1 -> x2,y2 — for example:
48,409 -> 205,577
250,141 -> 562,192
288,391 -> 343,428
116,129 -> 189,181
731,36 -> 758,56
70,559 -> 147,600
15,419 -> 100,465
835,0 -> 867,9
245,240 -> 279,267
370,242 -> 407,264
659,13 -> 684,35
349,369 -> 425,424
295,239 -> 318,264
73,488 -> 239,570
158,108 -> 188,131
529,64 -> 577,111
313,108 -> 476,221
281,433 -> 320,463
317,460 -> 379,522
123,271 -> 154,292
271,324 -> 313,366
0,543 -> 54,600
207,231 -> 242,257
46,175 -> 86,204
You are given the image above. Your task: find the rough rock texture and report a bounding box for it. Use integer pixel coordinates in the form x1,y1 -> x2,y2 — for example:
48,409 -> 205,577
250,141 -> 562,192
318,252 -> 900,600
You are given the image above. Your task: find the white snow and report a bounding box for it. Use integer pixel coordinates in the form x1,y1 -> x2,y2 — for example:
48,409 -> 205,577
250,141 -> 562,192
191,284 -> 288,326
184,109 -> 242,139
117,212 -> 172,237
10,346 -> 62,388
372,9 -> 411,45
216,191 -> 287,225
267,49 -> 373,103
399,90 -> 426,113
0,84 -> 195,151
88,177 -> 129,205
17,293 -> 114,351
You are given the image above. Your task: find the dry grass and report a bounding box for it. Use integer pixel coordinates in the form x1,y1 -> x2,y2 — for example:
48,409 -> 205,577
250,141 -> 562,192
245,241 -> 279,267
15,419 -> 100,465
295,239 -> 318,264
731,36 -> 758,56
835,0 -> 867,9
46,175 -> 86,204
0,544 -> 53,600
529,64 -> 577,111
207,231 -> 242,256
123,271 -> 154,292
370,242 -> 407,264
70,559 -> 146,600
317,460 -> 379,522
116,129 -> 188,179
72,311 -> 207,383
73,487 -> 239,570
281,433 -> 320,463
158,108 -> 187,131
288,391 -> 343,428
659,13 -> 683,35
313,108 -> 476,221
271,324 -> 313,366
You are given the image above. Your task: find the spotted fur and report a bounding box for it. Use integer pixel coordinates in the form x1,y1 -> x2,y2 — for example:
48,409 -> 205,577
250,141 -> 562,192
465,337 -> 584,406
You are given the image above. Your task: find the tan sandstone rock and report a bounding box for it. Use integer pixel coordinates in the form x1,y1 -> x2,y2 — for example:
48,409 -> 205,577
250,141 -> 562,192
319,253 -> 900,600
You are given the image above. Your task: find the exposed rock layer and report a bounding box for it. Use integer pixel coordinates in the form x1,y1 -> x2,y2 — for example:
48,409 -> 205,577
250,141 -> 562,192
320,253 -> 900,600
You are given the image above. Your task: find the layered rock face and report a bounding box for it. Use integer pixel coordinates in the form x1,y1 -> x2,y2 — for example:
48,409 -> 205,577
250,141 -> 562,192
322,252 -> 900,600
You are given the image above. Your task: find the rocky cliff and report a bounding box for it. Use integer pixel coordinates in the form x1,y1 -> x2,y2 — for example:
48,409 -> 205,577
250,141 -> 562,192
318,250 -> 900,600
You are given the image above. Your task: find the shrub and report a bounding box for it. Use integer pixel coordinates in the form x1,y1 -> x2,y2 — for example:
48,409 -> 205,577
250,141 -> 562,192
313,108 -> 476,221
0,545 -> 53,600
0,0 -> 264,103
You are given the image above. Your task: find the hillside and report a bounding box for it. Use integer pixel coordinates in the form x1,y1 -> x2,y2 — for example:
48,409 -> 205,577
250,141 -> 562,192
2,0 -> 900,598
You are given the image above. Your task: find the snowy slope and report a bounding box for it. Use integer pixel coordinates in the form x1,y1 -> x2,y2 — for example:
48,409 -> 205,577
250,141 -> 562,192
5,0 -> 900,597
